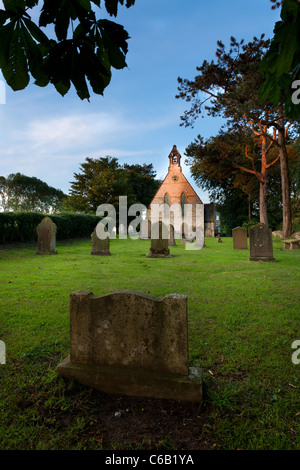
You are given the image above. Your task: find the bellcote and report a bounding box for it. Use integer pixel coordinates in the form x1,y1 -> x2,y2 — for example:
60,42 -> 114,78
168,145 -> 182,170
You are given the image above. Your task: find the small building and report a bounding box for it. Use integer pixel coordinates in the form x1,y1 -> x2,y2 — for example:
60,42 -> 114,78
148,145 -> 204,238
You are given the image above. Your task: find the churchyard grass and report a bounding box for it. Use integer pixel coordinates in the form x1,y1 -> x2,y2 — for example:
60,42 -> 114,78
0,236 -> 299,450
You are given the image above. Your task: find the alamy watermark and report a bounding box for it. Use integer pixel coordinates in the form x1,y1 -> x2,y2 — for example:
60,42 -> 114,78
0,340 -> 5,364
95,196 -> 205,250
0,80 -> 6,104
292,340 -> 300,365
292,80 -> 300,105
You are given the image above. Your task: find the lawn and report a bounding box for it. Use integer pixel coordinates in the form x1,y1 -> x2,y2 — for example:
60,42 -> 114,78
0,235 -> 299,450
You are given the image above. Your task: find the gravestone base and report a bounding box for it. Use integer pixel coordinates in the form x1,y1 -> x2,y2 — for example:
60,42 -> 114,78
249,256 -> 276,262
57,357 -> 202,402
91,249 -> 111,256
146,252 -> 173,258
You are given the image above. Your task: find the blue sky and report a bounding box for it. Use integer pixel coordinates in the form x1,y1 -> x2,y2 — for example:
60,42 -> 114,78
0,0 -> 280,203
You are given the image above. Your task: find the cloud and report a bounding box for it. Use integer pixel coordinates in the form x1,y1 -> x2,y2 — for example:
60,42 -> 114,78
0,107 -> 177,192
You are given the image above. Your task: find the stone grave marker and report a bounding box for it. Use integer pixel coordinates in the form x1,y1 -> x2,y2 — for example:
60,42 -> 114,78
36,217 -> 57,255
249,223 -> 276,262
57,290 -> 202,402
91,223 -> 111,256
232,226 -> 248,249
168,223 -> 176,246
146,221 -> 172,257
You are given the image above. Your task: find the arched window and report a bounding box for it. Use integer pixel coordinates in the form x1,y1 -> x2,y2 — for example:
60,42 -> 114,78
164,193 -> 169,217
181,193 -> 186,216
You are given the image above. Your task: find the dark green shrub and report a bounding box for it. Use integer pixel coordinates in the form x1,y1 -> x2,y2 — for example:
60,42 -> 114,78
0,212 -> 101,243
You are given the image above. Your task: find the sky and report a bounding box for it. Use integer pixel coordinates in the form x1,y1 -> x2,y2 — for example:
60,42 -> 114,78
0,0 -> 281,204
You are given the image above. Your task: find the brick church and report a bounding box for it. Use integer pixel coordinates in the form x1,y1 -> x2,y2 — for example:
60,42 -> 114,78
147,145 -> 219,237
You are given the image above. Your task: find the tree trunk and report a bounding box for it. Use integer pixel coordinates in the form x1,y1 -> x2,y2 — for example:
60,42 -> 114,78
260,135 -> 269,227
277,111 -> 292,238
260,180 -> 268,226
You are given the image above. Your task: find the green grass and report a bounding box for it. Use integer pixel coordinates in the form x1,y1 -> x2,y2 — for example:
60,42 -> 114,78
0,236 -> 299,450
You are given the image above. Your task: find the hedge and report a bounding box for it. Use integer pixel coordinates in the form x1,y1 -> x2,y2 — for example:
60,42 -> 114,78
0,212 -> 101,244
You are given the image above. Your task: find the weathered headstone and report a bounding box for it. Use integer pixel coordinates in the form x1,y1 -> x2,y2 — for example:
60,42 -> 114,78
249,223 -> 276,262
91,223 -> 111,256
168,224 -> 176,246
146,221 -> 172,257
57,290 -> 202,402
232,226 -> 248,249
36,217 -> 57,255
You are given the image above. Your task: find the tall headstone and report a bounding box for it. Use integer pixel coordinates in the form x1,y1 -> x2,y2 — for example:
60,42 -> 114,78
36,217 -> 57,255
168,224 -> 176,246
91,223 -> 111,256
232,226 -> 248,249
249,223 -> 276,262
57,290 -> 202,402
146,221 -> 172,257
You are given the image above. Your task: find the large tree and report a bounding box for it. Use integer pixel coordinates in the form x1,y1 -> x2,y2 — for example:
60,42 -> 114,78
65,156 -> 160,213
0,172 -> 66,211
177,35 -> 295,235
122,163 -> 161,207
0,0 -> 135,100
259,0 -> 300,120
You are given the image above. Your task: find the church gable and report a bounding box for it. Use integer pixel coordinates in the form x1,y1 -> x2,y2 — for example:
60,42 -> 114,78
150,145 -> 203,206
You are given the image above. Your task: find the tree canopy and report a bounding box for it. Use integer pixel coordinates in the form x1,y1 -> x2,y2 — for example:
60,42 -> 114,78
177,35 -> 297,234
0,0 -> 135,100
65,156 -> 161,213
0,172 -> 66,212
259,0 -> 300,119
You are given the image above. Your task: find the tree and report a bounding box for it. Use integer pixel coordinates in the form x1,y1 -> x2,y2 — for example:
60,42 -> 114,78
259,0 -> 300,120
0,0 -> 135,100
0,172 -> 66,211
66,156 -> 130,213
122,163 -> 161,207
176,35 -> 295,235
185,130 -> 260,230
65,156 -> 161,214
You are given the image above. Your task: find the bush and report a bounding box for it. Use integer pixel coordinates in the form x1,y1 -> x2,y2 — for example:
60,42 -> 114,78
0,212 -> 101,244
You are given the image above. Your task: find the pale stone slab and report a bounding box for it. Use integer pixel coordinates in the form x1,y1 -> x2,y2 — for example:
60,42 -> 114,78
68,290 -> 188,375
232,226 -> 248,250
57,290 -> 202,402
36,217 -> 57,255
91,224 -> 110,256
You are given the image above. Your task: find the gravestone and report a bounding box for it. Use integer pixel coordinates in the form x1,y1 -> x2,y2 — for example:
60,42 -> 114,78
36,217 -> 57,255
146,221 -> 172,257
232,226 -> 248,249
140,219 -> 151,239
91,223 -> 111,256
168,224 -> 176,246
249,223 -> 276,262
57,290 -> 202,402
